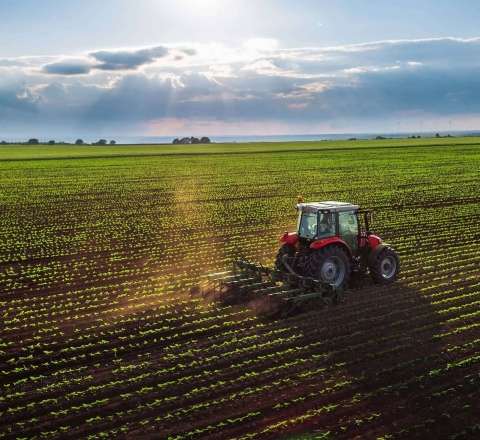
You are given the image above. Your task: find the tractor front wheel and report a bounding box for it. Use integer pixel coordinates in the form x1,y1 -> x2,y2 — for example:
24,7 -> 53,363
306,245 -> 351,289
369,246 -> 400,284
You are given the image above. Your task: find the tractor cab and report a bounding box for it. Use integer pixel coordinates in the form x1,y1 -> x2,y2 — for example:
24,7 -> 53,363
278,199 -> 398,288
296,201 -> 361,251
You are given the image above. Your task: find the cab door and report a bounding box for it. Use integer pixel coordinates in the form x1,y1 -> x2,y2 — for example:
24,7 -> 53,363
338,210 -> 359,252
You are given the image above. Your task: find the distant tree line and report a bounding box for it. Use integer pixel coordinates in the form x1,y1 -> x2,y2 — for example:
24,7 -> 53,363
0,133 -> 461,146
75,139 -> 117,145
172,136 -> 211,144
434,133 -> 453,138
0,139 -> 117,145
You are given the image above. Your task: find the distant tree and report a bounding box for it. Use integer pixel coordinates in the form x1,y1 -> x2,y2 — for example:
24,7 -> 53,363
93,139 -> 107,145
27,138 -> 39,144
435,133 -> 440,138
348,137 -> 357,141
375,136 -> 386,140
0,140 -> 7,144
109,140 -> 116,145
48,140 -> 55,145
172,136 -> 211,144
75,139 -> 84,145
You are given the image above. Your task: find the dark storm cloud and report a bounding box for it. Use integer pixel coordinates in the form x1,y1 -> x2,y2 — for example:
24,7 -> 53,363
0,88 -> 36,113
278,67 -> 480,121
41,45 -> 197,76
42,60 -> 92,75
85,74 -> 175,120
90,46 -> 170,70
0,77 -> 38,134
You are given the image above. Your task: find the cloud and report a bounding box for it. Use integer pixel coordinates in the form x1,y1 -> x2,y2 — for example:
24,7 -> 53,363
179,47 -> 197,56
40,45 -> 197,76
42,59 -> 92,75
3,37 -> 480,135
90,46 -> 170,70
0,76 -> 39,137
0,58 -> 27,67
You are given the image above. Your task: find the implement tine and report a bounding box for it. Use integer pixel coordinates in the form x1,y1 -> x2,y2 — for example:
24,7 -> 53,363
198,258 -> 343,313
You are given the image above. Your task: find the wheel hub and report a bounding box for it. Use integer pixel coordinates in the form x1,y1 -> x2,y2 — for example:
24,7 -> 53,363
380,256 -> 397,279
320,256 -> 346,287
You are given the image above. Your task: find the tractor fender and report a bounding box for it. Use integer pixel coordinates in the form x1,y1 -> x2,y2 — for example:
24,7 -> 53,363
367,234 -> 383,249
309,236 -> 352,257
280,232 -> 299,246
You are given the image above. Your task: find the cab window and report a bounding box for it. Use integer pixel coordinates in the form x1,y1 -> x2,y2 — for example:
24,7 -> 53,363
298,211 -> 317,239
339,210 -> 359,249
318,212 -> 336,238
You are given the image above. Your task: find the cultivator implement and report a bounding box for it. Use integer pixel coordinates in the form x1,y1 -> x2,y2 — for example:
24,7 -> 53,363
194,259 -> 343,317
191,199 -> 400,317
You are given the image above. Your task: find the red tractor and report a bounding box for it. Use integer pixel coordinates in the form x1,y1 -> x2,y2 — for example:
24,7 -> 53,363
275,200 -> 400,289
198,200 -> 400,314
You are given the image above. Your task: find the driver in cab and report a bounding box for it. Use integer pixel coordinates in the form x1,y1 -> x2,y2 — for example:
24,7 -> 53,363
318,213 -> 334,238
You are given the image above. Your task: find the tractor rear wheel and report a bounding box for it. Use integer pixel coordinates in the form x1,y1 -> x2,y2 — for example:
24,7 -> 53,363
306,245 -> 351,289
369,246 -> 400,284
275,244 -> 295,273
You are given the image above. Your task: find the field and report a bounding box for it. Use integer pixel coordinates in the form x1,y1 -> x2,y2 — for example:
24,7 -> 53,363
1,138 -> 479,439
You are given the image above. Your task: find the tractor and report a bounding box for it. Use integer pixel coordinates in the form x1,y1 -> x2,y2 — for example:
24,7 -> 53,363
196,200 -> 400,315
275,200 -> 400,289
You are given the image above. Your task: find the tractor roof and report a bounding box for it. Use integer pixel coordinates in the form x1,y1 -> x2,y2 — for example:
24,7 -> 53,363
297,201 -> 359,212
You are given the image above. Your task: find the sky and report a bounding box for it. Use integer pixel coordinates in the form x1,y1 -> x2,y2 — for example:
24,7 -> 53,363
2,0 -> 480,138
